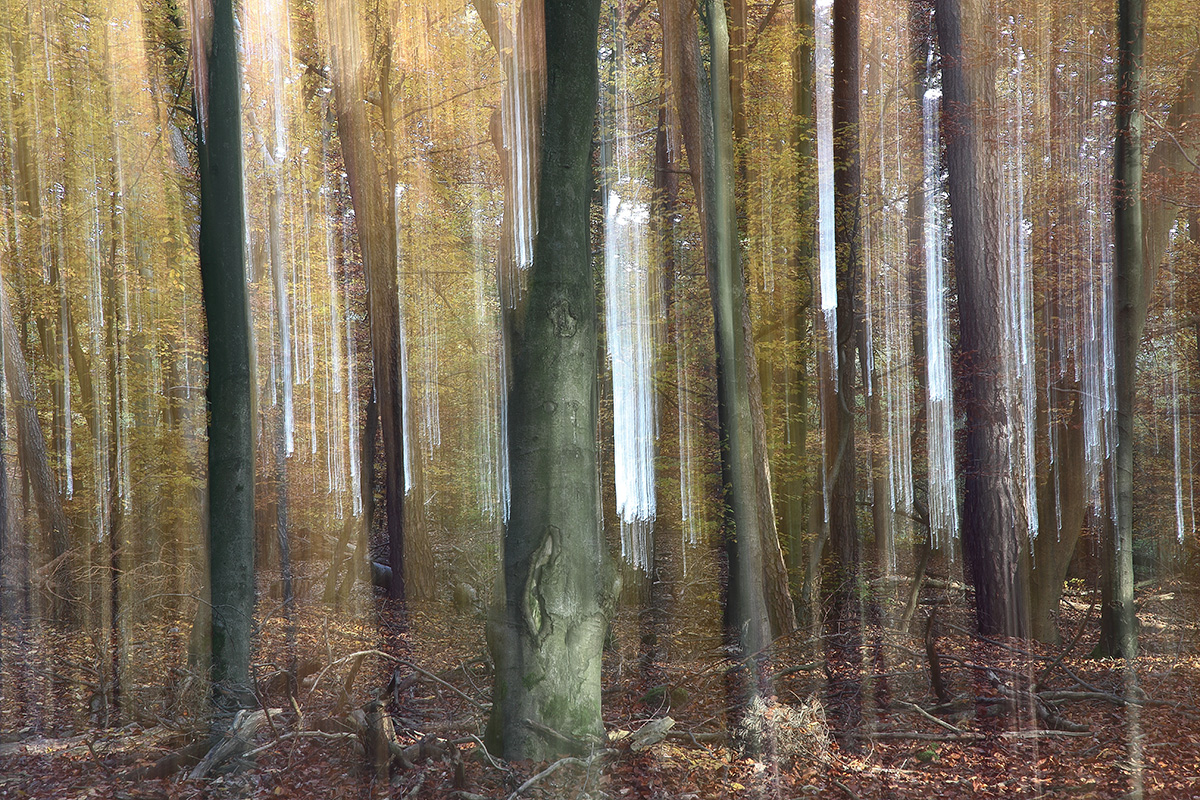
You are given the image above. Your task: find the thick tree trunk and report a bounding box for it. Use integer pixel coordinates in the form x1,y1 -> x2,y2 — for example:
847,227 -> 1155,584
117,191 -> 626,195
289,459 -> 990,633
197,0 -> 255,702
935,0 -> 1028,638
484,0 -> 611,761
1098,0 -> 1145,659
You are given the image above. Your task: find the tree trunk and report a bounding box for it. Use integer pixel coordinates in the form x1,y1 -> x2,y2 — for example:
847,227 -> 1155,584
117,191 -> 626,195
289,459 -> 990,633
1029,392 -> 1086,644
783,0 -> 816,618
1098,0 -> 1145,659
484,0 -> 611,761
323,0 -> 432,603
824,0 -> 864,744
1,290 -> 71,610
1029,48 -> 1199,645
661,0 -> 794,650
935,0 -> 1028,638
699,0 -> 773,669
197,0 -> 255,701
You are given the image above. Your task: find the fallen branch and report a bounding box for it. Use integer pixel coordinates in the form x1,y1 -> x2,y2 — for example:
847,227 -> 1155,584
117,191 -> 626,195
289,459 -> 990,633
664,728 -> 726,745
895,701 -> 963,734
190,709 -> 277,779
125,738 -> 215,780
505,749 -> 615,800
985,671 -> 1088,733
1001,729 -> 1093,739
871,731 -> 985,742
350,702 -> 455,776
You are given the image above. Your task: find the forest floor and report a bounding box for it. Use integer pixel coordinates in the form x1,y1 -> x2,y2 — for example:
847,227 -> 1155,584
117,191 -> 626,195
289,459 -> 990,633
3,576 -> 1200,799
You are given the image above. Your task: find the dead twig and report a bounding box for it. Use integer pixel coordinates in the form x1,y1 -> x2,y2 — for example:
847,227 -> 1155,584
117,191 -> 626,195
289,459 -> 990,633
895,701 -> 963,734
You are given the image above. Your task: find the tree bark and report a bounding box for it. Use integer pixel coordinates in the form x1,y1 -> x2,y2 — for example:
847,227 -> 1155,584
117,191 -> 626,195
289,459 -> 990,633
935,0 -> 1028,638
1029,392 -> 1086,644
484,0 -> 612,761
660,0 -> 794,646
784,0 -> 816,619
824,0 -> 864,744
700,0 -> 773,666
323,0 -> 433,602
198,0 -> 255,701
1029,48 -> 1199,645
1098,0 -> 1145,659
1,289 -> 71,611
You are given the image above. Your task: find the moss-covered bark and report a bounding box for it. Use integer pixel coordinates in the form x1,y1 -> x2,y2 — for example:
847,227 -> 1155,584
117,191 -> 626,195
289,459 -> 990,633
484,0 -> 612,762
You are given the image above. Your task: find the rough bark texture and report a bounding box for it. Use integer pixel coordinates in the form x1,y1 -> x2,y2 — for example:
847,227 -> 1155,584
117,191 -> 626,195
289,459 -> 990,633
197,0 -> 255,700
1098,0 -> 1145,659
935,0 -> 1027,638
323,0 -> 433,602
484,0 -> 611,761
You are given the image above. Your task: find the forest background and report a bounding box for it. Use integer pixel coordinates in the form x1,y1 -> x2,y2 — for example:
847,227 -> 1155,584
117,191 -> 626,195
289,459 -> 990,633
1,0 -> 1200,797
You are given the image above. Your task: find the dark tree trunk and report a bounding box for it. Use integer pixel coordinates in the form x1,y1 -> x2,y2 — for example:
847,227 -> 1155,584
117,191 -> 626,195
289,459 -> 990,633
484,0 -> 611,761
935,0 -> 1028,638
824,0 -> 864,743
1098,0 -> 1145,659
197,0 -> 255,702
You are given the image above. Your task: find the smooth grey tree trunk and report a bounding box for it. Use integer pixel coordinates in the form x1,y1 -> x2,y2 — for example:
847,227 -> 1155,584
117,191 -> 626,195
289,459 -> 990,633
197,0 -> 255,702
484,0 -> 611,762
698,0 -> 774,674
785,0 -> 816,620
1098,0 -> 1145,659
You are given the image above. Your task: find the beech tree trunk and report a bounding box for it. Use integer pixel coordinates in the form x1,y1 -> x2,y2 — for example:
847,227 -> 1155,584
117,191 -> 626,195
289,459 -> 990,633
698,0 -> 773,668
784,0 -> 816,616
484,0 -> 612,761
1098,0 -> 1145,659
824,0 -> 864,743
1,295 -> 70,605
197,0 -> 255,701
659,0 -> 794,645
935,0 -> 1028,638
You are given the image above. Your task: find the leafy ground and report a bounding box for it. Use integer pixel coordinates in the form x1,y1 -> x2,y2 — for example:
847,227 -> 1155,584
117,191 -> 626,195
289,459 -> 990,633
4,579 -> 1200,799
